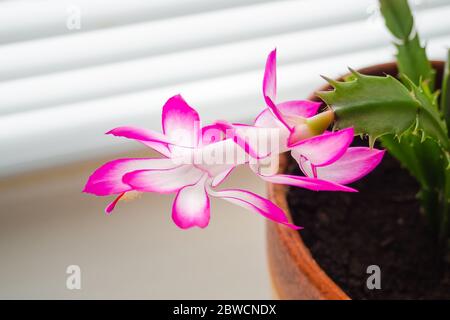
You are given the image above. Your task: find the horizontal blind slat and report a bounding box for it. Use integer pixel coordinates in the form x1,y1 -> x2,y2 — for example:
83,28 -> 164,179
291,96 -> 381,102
0,0 -> 273,44
0,0 -> 376,81
1,4 -> 449,115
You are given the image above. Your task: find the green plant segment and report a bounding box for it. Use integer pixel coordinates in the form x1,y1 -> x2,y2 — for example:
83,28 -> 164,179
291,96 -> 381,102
318,0 -> 450,242
379,0 -> 435,90
442,50 -> 450,128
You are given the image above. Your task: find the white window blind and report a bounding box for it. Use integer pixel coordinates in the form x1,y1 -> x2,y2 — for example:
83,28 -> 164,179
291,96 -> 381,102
1,0 -> 449,177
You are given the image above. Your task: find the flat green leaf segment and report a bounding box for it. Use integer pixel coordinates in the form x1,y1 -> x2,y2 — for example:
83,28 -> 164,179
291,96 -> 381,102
442,49 -> 450,128
380,0 -> 435,89
396,35 -> 435,90
317,71 -> 449,149
318,69 -> 450,240
379,0 -> 413,39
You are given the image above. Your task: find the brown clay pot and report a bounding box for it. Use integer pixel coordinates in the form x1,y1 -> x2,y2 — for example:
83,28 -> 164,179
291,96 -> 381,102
266,61 -> 445,300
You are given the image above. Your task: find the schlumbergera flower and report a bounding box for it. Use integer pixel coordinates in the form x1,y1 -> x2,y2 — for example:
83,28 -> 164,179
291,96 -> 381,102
249,49 -> 385,187
83,95 -> 300,229
84,49 -> 385,231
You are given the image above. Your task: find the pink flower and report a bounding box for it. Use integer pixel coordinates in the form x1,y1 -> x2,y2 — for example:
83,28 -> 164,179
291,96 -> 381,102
207,120 -> 358,192
84,49 -> 386,231
84,95 -> 299,229
253,49 -> 385,188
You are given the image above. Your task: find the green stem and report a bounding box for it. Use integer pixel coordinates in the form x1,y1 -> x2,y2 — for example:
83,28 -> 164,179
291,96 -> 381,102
379,0 -> 435,90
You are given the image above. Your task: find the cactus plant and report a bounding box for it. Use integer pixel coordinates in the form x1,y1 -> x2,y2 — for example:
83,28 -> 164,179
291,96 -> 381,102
318,0 -> 450,242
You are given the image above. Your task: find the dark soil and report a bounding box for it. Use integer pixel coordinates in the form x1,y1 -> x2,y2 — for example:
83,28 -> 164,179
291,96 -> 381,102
287,147 -> 450,299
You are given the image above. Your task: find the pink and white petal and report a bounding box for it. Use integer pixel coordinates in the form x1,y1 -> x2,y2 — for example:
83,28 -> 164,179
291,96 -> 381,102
232,123 -> 274,159
259,173 -> 357,192
162,94 -> 200,147
276,100 -> 321,119
254,108 -> 280,128
289,128 -> 354,167
105,192 -> 125,215
83,158 -> 178,196
192,139 -> 241,174
210,166 -> 235,187
206,121 -> 272,160
263,49 -> 277,101
254,101 -> 320,129
254,109 -> 291,152
107,126 -> 172,157
172,178 -> 210,229
293,151 -> 314,178
300,147 -> 385,185
123,165 -> 204,194
201,124 -> 227,146
190,139 -> 246,180
208,187 -> 301,229
265,96 -> 292,131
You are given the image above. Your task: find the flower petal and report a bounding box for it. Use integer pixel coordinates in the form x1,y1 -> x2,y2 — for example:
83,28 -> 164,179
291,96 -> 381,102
290,128 -> 354,167
83,158 -> 178,196
193,137 -> 242,172
259,173 -> 357,192
254,102 -> 320,149
299,147 -> 385,185
253,109 -> 291,152
207,121 -> 272,160
254,101 -> 320,129
232,123 -> 274,159
254,108 -> 280,128
107,126 -> 172,157
265,96 -> 292,131
276,100 -> 321,118
172,178 -> 210,229
207,187 -> 301,229
162,94 -> 200,147
261,49 -> 291,130
123,164 -> 204,194
210,166 -> 235,187
201,124 -> 227,145
263,49 -> 277,102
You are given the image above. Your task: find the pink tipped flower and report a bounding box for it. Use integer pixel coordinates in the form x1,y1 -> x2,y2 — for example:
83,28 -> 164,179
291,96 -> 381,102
84,50 -> 386,231
84,94 -> 299,230
252,49 -> 385,189
258,48 -> 322,149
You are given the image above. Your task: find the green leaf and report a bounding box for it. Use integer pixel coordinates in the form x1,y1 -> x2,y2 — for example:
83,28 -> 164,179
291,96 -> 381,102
380,134 -> 427,187
318,67 -> 450,242
317,71 -> 419,145
408,136 -> 445,189
442,49 -> 450,128
379,0 -> 435,90
396,34 -> 436,90
407,77 -> 448,149
318,71 -> 449,150
379,0 -> 413,40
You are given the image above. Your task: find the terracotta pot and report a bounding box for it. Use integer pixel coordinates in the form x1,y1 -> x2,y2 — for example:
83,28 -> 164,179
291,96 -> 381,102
266,61 -> 445,300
